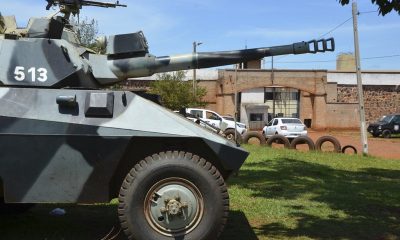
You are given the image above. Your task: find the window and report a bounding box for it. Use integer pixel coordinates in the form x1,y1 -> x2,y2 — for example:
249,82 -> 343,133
393,115 -> 400,124
290,92 -> 299,100
381,115 -> 394,123
281,119 -> 302,124
250,113 -> 263,121
264,87 -> 300,118
190,110 -> 203,118
206,111 -> 220,120
265,89 -> 274,101
273,119 -> 278,126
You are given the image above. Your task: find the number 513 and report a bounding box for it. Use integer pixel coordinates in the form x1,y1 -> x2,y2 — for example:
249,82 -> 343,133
14,66 -> 48,82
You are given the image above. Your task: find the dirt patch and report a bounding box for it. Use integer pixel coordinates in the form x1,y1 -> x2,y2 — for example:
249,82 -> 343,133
307,131 -> 400,160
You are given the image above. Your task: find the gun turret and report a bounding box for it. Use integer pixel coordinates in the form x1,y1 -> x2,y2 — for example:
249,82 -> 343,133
106,38 -> 335,80
0,1 -> 335,89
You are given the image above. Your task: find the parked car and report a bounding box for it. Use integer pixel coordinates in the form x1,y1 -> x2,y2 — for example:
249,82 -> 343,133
262,118 -> 307,139
367,114 -> 400,138
222,115 -> 247,130
186,108 -> 247,135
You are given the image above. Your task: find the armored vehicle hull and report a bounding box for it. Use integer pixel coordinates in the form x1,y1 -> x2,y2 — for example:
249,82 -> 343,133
0,87 -> 249,239
0,1 -> 335,239
0,87 -> 247,203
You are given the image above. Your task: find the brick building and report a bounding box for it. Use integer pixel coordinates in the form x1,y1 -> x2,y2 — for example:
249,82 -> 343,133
125,66 -> 400,130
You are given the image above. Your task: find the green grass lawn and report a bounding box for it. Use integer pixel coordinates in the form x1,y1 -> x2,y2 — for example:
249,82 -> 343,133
222,145 -> 400,240
1,146 -> 399,240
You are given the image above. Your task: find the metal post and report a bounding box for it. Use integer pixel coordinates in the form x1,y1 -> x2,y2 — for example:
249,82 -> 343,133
234,64 -> 239,146
271,56 -> 274,85
193,41 -> 197,97
352,1 -> 368,155
193,41 -> 203,98
271,57 -> 276,117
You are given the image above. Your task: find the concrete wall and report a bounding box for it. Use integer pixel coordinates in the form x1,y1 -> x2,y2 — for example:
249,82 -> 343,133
326,103 -> 360,129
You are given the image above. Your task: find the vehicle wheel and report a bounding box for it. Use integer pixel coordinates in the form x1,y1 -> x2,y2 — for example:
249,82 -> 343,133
290,136 -> 315,151
266,134 -> 290,148
118,151 -> 229,240
382,129 -> 391,138
315,136 -> 341,153
224,129 -> 242,144
371,132 -> 380,138
0,197 -> 34,214
242,131 -> 266,145
342,145 -> 357,154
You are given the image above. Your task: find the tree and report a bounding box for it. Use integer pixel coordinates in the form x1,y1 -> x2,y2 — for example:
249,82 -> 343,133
70,17 -> 105,53
339,0 -> 400,16
149,71 -> 207,110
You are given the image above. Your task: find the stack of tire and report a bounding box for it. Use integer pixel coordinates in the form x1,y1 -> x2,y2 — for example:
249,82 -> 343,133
241,131 -> 357,154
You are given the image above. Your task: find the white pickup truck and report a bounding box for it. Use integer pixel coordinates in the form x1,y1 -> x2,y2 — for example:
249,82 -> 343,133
186,108 -> 247,138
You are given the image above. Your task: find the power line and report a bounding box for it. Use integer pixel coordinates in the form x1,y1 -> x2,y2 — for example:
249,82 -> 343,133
275,15 -> 353,62
359,10 -> 379,15
317,16 -> 353,39
268,9 -> 379,65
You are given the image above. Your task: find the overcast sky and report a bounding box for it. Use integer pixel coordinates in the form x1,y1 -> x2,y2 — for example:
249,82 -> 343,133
1,0 -> 399,70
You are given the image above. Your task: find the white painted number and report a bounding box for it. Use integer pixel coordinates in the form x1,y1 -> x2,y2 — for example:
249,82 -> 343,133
14,66 -> 25,81
13,66 -> 48,82
37,68 -> 48,82
27,67 -> 36,82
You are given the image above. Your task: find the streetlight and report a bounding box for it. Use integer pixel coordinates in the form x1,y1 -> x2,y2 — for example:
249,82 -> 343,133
193,41 -> 203,96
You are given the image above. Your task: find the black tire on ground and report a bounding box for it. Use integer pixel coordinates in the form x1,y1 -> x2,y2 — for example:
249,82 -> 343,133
0,197 -> 34,214
242,131 -> 267,145
315,136 -> 341,153
342,145 -> 357,154
382,129 -> 391,138
224,129 -> 243,144
290,136 -> 315,151
118,151 -> 229,240
266,134 -> 290,148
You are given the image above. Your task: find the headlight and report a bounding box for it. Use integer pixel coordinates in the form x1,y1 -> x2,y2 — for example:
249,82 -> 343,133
378,126 -> 382,130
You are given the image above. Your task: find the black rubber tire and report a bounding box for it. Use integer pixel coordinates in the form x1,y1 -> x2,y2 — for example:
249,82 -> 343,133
266,134 -> 290,148
382,129 -> 391,138
290,136 -> 315,151
242,131 -> 267,145
0,197 -> 34,214
315,136 -> 341,153
118,151 -> 229,240
342,145 -> 357,154
224,129 -> 243,144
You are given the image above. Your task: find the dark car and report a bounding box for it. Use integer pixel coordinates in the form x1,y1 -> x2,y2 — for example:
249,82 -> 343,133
367,114 -> 400,138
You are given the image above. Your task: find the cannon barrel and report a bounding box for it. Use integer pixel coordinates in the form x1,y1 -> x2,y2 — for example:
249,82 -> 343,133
109,38 -> 334,79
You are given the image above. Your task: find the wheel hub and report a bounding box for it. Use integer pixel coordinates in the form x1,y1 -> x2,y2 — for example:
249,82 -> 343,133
144,178 -> 203,237
162,198 -> 188,216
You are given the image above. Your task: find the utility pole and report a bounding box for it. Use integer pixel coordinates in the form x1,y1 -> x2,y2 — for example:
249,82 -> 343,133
271,56 -> 275,117
193,41 -> 202,97
352,1 -> 368,155
234,64 -> 239,146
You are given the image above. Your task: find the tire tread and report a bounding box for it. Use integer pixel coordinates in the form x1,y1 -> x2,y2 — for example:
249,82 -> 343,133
117,151 -> 229,240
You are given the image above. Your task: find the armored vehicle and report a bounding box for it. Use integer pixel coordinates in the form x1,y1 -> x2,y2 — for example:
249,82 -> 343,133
0,1 -> 335,239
